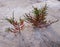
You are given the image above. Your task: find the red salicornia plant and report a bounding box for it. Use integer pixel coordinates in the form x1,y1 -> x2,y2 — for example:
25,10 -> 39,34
25,4 -> 59,28
6,15 -> 24,35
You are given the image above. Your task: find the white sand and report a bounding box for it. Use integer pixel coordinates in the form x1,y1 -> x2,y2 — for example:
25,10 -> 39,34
0,0 -> 60,47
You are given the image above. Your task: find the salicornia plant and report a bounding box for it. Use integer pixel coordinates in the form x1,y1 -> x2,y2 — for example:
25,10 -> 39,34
25,4 -> 59,28
5,11 -> 24,35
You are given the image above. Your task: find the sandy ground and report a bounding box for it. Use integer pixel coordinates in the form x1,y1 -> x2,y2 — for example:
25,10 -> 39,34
0,0 -> 60,47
